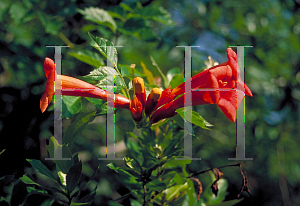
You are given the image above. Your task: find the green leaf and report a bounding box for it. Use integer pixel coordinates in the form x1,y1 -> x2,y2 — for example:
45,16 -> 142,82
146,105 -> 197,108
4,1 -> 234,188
107,163 -> 140,185
62,96 -> 82,119
130,199 -> 143,206
88,33 -> 118,67
0,1 -> 10,22
208,179 -> 228,205
63,111 -> 96,149
84,66 -> 118,81
20,174 -> 41,186
135,6 -> 174,25
85,97 -> 105,113
150,56 -> 168,88
171,114 -> 185,128
83,66 -> 125,92
26,186 -> 48,194
57,171 -> 67,186
166,67 -> 181,83
107,163 -> 139,178
108,11 -> 126,22
46,137 -> 73,174
41,199 -> 55,206
186,179 -> 197,206
152,7 -> 174,25
70,202 -> 91,205
120,3 -> 134,12
145,179 -> 167,191
68,50 -> 104,67
45,19 -> 62,35
169,74 -> 184,89
77,7 -> 117,33
176,108 -> 213,130
159,181 -> 189,202
164,156 -> 191,169
9,2 -> 28,24
26,159 -> 57,183
36,11 -> 62,35
66,161 -> 82,194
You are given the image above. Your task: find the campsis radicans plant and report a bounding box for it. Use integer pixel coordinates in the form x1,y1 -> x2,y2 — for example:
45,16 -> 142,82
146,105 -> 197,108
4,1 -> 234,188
40,48 -> 252,126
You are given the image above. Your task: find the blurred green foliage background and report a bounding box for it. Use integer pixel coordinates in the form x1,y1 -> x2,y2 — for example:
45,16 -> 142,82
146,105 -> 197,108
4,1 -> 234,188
0,0 -> 300,205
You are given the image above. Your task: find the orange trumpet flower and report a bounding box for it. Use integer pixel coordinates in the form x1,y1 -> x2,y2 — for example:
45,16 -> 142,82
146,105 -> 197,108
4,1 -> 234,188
150,48 -> 253,123
40,58 -> 130,113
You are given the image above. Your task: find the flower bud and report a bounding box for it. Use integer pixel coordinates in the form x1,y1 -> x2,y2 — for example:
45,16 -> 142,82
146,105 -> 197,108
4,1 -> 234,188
133,77 -> 145,94
133,77 -> 146,107
145,88 -> 162,116
129,96 -> 143,122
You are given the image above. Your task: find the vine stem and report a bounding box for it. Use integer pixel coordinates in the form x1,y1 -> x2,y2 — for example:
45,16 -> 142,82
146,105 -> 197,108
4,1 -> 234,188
143,184 -> 146,206
188,163 -> 241,178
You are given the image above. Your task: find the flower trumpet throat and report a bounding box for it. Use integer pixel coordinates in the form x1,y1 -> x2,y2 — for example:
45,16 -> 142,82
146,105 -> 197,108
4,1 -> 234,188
40,58 -> 130,113
145,88 -> 162,117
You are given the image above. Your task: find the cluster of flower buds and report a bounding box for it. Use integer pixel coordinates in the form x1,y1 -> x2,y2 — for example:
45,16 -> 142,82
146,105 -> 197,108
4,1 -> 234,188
129,77 -> 163,123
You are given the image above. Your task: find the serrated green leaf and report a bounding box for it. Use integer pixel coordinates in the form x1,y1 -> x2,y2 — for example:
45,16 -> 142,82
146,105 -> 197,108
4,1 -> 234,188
176,108 -> 213,130
68,50 -> 104,67
84,66 -> 118,81
62,111 -> 96,149
46,137 -> 73,174
26,159 -> 57,183
62,96 -> 82,119
66,161 -> 82,194
77,7 -> 117,32
88,33 -> 118,67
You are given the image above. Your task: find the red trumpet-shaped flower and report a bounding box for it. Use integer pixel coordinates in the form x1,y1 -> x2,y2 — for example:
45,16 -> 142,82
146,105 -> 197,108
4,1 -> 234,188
150,48 -> 253,123
40,58 -> 130,113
